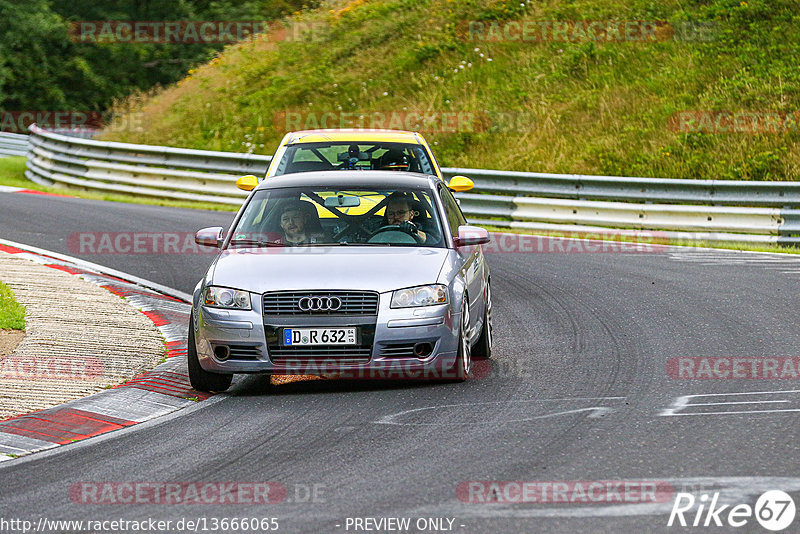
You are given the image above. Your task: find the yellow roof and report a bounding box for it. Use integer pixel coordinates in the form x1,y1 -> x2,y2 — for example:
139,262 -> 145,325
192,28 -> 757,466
283,129 -> 422,145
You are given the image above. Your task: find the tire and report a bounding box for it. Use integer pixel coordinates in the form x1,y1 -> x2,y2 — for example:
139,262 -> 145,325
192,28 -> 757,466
472,282 -> 492,360
188,317 -> 232,393
451,297 -> 472,382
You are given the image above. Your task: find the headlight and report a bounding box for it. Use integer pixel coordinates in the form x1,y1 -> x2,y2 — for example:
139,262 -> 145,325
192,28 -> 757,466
203,286 -> 251,310
391,284 -> 448,308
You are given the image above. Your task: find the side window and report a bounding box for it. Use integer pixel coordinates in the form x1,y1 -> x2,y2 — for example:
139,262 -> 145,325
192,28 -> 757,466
439,186 -> 466,238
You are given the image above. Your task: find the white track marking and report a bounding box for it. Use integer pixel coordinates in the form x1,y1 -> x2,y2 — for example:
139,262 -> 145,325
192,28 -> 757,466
685,400 -> 789,407
375,398 -> 624,426
660,390 -> 800,416
668,250 -> 800,277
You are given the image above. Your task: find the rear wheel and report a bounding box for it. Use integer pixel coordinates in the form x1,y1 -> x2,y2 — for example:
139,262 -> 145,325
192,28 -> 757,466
472,282 -> 492,360
188,317 -> 232,393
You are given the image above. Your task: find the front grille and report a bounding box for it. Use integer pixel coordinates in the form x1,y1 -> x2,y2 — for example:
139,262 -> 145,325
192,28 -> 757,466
263,291 -> 379,316
264,317 -> 376,367
268,346 -> 372,365
378,342 -> 418,358
228,345 -> 261,361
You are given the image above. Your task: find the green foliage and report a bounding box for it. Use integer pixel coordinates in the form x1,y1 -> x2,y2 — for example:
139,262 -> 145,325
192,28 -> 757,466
0,0 -> 317,118
98,0 -> 800,181
0,281 -> 25,331
0,0 -> 75,110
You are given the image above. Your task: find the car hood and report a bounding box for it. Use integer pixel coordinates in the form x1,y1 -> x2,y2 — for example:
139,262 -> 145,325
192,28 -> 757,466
210,246 -> 450,293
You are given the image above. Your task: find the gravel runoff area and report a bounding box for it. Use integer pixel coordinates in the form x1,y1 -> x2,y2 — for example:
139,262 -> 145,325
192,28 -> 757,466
0,251 -> 165,420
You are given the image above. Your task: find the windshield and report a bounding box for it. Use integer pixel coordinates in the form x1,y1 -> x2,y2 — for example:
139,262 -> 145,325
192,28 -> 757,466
229,186 -> 445,248
272,142 -> 436,176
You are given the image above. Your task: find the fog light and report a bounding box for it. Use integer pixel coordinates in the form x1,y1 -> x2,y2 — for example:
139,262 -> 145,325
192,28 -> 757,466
414,342 -> 433,358
214,345 -> 230,361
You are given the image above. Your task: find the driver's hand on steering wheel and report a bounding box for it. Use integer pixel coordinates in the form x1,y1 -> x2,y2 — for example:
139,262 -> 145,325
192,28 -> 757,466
399,220 -> 418,235
399,220 -> 426,242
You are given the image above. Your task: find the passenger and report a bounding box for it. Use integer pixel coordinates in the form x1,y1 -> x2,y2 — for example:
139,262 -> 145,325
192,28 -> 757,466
383,192 -> 429,243
278,201 -> 323,245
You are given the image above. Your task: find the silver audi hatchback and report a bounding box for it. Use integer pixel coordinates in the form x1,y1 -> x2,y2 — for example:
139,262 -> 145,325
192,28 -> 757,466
188,171 -> 492,392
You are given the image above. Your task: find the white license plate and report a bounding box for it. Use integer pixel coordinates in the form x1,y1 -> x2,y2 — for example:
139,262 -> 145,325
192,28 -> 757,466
282,327 -> 357,346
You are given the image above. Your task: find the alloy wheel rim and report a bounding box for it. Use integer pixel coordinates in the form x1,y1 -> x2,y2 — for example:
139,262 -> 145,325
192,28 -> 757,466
461,301 -> 471,376
485,284 -> 493,351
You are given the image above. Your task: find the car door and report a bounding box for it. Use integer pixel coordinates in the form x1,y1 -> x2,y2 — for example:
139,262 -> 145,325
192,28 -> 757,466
438,184 -> 484,335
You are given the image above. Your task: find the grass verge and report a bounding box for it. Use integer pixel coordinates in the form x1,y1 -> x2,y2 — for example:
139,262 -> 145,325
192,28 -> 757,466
0,282 -> 25,330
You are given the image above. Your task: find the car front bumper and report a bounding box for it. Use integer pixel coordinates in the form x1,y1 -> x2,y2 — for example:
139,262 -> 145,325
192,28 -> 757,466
194,292 -> 462,379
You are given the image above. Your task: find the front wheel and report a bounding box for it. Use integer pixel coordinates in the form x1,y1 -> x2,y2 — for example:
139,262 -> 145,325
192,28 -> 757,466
472,282 -> 492,360
451,298 -> 472,382
188,317 -> 232,393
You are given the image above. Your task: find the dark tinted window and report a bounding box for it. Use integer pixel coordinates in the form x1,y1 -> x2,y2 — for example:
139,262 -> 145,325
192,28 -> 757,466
230,186 -> 445,248
273,142 -> 436,176
439,186 -> 467,238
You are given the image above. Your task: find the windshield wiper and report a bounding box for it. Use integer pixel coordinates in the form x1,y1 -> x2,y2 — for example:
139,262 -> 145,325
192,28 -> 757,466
334,242 -> 408,246
228,238 -> 286,247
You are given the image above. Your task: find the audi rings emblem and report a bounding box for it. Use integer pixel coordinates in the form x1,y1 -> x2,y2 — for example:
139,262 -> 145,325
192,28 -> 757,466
298,296 -> 343,312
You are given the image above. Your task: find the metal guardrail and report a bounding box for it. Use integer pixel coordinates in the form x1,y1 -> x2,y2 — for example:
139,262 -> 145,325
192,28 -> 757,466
441,167 -> 800,208
26,125 -> 271,204
0,132 -> 30,157
459,193 -> 797,245
19,125 -> 800,245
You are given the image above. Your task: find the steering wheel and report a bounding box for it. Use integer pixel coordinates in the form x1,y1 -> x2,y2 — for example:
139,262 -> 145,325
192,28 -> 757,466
332,216 -> 373,242
369,224 -> 424,244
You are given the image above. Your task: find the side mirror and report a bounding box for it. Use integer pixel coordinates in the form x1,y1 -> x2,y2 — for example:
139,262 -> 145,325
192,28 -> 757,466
195,226 -> 224,248
453,225 -> 490,247
236,175 -> 259,191
448,175 -> 474,192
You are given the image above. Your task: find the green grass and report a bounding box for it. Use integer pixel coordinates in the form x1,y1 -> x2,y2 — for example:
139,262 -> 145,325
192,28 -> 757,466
0,157 -> 34,189
0,157 -> 237,212
0,282 -> 25,331
101,0 -> 800,181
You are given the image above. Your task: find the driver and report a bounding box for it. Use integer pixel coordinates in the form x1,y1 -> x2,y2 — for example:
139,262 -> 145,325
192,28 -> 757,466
377,149 -> 411,171
383,192 -> 428,243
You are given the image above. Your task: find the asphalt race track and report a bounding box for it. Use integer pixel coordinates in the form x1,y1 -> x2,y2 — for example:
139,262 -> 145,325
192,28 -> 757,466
2,191 -> 800,533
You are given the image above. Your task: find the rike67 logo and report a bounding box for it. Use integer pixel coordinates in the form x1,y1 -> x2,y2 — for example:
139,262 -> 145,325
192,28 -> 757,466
668,490 -> 796,531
